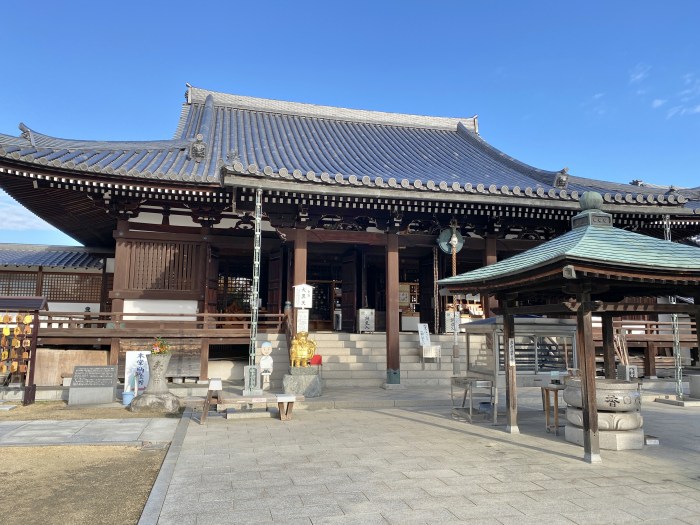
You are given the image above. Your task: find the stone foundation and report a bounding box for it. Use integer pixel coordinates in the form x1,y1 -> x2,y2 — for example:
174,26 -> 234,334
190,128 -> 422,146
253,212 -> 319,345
566,407 -> 643,431
283,367 -> 322,397
129,392 -> 181,414
565,425 -> 644,450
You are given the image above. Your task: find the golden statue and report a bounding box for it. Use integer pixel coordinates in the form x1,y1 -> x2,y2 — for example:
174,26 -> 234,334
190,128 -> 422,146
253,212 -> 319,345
290,331 -> 316,367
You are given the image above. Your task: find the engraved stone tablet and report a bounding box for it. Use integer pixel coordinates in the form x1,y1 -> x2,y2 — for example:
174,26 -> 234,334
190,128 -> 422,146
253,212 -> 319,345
68,365 -> 117,405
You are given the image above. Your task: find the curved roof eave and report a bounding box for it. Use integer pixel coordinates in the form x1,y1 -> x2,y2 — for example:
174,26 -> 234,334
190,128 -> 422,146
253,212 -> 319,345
0,124 -> 203,183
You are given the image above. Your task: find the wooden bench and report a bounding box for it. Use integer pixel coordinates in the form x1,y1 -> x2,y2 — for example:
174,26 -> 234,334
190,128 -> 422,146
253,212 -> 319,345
199,378 -> 223,424
276,394 -> 296,421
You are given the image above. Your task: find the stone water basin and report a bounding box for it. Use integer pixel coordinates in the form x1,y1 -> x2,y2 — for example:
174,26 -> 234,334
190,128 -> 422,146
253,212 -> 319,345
563,378 -> 641,412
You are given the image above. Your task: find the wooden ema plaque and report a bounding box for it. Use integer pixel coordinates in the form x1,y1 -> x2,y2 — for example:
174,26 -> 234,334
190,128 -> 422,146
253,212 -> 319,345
0,312 -> 38,404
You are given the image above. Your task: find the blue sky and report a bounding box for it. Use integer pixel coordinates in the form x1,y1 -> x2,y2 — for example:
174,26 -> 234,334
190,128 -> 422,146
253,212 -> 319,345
1,0 -> 698,246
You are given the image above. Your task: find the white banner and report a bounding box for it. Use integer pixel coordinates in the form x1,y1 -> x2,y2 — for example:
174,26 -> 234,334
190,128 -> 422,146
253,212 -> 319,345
125,350 -> 151,393
296,308 -> 309,333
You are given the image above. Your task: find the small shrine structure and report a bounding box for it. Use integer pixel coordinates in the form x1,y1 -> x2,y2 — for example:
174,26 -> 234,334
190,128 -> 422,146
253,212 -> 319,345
440,192 -> 700,462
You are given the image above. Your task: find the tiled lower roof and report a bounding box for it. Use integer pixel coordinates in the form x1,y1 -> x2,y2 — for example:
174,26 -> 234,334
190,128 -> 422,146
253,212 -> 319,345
0,244 -> 108,270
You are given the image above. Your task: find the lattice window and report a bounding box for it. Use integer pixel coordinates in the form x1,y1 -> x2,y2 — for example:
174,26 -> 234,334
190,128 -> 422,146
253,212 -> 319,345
0,272 -> 37,296
42,273 -> 103,302
218,275 -> 253,313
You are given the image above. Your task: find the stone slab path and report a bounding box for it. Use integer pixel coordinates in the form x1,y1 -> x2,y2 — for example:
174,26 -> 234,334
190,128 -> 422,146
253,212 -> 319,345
146,393 -> 700,525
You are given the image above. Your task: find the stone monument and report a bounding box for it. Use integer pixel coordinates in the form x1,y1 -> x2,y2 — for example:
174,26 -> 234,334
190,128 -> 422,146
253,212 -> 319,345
68,365 -> 118,405
130,338 -> 180,414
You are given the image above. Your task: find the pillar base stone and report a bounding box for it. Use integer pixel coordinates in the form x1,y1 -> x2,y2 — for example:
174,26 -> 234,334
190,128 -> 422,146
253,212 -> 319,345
565,425 -> 644,450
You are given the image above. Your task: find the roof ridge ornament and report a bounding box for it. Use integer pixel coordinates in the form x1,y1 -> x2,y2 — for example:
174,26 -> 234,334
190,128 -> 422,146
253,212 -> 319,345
19,123 -> 35,147
553,167 -> 569,189
189,134 -> 206,163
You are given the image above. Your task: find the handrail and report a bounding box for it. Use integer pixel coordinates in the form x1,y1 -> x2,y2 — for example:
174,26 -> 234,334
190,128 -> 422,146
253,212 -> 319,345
283,311 -> 294,359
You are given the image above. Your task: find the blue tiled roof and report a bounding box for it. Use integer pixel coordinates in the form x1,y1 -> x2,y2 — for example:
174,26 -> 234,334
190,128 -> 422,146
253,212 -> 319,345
0,244 -> 108,269
0,85 -> 697,211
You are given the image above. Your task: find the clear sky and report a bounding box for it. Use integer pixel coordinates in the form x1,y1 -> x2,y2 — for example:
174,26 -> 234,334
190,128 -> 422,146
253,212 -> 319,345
1,0 -> 698,246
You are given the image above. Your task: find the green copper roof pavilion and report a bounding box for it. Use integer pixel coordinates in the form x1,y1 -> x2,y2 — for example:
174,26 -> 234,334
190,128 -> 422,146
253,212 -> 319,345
439,192 -> 700,296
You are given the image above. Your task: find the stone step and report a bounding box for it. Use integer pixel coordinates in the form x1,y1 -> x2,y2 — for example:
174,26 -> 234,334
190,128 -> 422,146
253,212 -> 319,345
225,407 -> 275,419
251,331 -> 456,388
217,400 -> 268,411
320,378 -> 385,388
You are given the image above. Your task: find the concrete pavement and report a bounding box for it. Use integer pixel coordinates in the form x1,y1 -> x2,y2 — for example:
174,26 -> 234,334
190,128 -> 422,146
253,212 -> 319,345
0,415 -> 179,446
146,386 -> 700,525
2,386 -> 700,524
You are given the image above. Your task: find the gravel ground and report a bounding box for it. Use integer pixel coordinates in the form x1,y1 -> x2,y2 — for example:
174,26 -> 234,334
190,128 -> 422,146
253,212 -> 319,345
0,445 -> 166,525
0,400 -> 177,524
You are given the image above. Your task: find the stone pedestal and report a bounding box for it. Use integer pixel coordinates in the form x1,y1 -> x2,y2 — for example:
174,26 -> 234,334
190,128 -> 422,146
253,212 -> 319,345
690,375 -> 700,399
566,407 -> 643,431
130,353 -> 180,414
565,425 -> 644,450
283,366 -> 322,397
563,378 -> 643,451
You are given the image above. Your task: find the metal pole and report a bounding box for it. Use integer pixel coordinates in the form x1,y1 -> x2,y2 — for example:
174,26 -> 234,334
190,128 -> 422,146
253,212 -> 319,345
433,247 -> 439,333
249,188 -> 262,368
450,226 -> 460,375
663,214 -> 683,399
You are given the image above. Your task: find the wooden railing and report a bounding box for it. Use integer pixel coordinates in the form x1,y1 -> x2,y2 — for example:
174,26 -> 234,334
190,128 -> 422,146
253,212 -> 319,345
593,318 -> 698,376
593,319 -> 697,348
36,311 -> 285,345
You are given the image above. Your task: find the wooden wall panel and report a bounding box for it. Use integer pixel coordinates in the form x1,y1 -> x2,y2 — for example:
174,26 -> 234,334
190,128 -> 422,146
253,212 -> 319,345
35,348 -> 109,386
115,239 -> 202,293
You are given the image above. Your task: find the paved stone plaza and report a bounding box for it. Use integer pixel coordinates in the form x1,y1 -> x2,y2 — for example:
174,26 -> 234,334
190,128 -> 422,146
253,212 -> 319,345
2,387 -> 700,524
144,388 -> 700,525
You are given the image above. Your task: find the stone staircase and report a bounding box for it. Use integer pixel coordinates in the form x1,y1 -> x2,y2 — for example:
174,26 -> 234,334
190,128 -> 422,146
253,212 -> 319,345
257,331 -> 457,389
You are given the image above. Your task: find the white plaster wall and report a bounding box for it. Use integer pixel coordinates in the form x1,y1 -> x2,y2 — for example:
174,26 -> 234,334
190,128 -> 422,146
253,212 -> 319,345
129,212 -> 199,228
123,299 -> 197,320
47,302 -> 101,313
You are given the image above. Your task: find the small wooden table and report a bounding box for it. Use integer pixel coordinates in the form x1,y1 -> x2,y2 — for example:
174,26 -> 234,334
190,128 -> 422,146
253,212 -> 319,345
200,378 -> 223,425
541,383 -> 566,435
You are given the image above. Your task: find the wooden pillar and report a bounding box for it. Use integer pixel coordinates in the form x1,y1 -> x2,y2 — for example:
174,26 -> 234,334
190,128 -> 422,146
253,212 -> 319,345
36,266 -> 44,296
483,235 -> 498,317
602,315 -> 616,379
99,259 -> 109,312
693,299 -> 700,366
199,241 -> 217,381
502,300 -> 519,433
385,233 -> 401,385
292,229 -> 308,337
577,289 -> 601,463
109,221 -> 129,366
644,343 -> 657,379
293,228 -> 308,286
